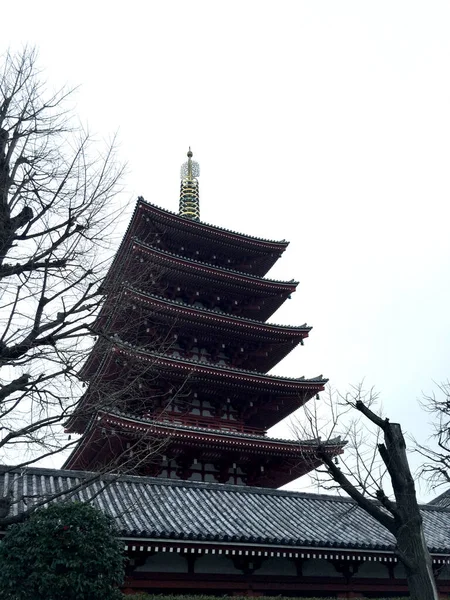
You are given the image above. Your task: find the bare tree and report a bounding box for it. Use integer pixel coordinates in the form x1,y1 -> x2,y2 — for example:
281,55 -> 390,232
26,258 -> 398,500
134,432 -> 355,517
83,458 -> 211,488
0,47 -> 129,498
415,381 -> 450,489
294,384 -> 439,600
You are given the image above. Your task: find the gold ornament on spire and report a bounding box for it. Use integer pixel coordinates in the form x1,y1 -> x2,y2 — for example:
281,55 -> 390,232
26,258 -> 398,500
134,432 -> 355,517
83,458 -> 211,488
179,148 -> 200,220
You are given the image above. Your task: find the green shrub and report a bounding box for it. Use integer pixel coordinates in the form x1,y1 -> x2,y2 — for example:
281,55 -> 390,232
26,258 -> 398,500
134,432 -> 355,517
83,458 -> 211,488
0,502 -> 124,600
120,595 -> 410,600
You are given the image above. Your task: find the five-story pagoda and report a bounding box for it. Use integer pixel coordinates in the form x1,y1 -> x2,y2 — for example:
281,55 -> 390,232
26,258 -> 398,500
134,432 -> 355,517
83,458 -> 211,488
64,150 -> 343,487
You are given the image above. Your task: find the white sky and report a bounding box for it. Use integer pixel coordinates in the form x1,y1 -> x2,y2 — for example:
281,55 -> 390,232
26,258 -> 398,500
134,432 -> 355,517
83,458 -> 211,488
3,1 -> 450,502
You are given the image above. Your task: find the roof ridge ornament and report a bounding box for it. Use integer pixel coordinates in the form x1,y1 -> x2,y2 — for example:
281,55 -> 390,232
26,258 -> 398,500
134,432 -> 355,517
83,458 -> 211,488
179,147 -> 200,221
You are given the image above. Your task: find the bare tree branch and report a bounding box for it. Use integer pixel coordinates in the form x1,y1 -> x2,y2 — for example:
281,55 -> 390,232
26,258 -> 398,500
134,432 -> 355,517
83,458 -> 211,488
292,383 -> 439,600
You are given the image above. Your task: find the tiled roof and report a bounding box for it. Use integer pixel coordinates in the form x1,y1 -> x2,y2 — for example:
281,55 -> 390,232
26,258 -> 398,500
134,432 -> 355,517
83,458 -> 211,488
98,411 -> 343,448
132,238 -> 298,288
136,197 -> 289,248
111,344 -> 327,387
1,466 -> 450,554
122,286 -> 311,333
429,488 -> 450,508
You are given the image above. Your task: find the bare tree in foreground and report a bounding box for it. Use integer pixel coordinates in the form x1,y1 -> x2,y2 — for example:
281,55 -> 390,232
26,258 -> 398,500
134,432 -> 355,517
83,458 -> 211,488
295,385 -> 438,600
0,48 -> 186,526
415,381 -> 450,490
0,47 -> 129,512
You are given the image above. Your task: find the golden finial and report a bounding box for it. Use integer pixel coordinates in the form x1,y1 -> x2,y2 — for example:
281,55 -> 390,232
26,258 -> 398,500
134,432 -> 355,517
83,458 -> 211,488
179,148 -> 200,221
187,147 -> 193,179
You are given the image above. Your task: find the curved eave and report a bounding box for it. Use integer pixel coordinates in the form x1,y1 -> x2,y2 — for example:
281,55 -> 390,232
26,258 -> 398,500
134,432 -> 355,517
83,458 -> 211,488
112,346 -> 327,391
136,197 -> 289,251
103,287 -> 309,373
101,412 -> 344,453
118,287 -> 310,339
132,240 -> 298,293
64,412 -> 343,471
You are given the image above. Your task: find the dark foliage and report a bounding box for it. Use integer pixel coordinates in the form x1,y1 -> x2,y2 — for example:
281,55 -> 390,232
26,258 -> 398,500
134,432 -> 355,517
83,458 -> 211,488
0,502 -> 124,600
119,595 -> 409,600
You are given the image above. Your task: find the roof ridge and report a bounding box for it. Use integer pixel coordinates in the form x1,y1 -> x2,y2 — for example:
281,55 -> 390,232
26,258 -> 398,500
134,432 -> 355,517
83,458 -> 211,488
428,487 -> 450,505
0,465 -> 446,512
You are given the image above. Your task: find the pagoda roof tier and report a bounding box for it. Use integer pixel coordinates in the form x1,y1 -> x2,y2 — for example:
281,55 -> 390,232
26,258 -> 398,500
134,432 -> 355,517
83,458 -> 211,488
109,345 -> 326,393
70,345 -> 326,434
93,287 -> 311,373
125,241 -> 298,321
131,240 -> 297,290
112,286 -> 310,338
63,412 -> 344,487
132,198 -> 289,276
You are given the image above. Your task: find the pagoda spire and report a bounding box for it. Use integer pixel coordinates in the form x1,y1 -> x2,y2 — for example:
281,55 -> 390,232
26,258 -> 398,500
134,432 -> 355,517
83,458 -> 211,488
179,147 -> 200,221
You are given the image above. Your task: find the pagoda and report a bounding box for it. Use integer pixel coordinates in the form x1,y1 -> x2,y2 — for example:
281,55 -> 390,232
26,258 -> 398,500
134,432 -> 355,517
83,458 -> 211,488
64,149 -> 343,487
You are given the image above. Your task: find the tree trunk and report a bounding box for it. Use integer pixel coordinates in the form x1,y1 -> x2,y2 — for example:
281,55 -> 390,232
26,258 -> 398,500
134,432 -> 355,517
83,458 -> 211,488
397,523 -> 438,600
351,406 -> 439,600
382,422 -> 439,600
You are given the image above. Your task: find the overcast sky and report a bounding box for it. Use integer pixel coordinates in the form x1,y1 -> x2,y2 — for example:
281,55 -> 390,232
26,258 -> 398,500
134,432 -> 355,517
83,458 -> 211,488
3,1 -> 450,501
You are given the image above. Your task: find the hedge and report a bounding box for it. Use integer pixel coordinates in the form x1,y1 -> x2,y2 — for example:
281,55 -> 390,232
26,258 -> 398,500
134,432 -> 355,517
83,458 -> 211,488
121,595 -> 410,600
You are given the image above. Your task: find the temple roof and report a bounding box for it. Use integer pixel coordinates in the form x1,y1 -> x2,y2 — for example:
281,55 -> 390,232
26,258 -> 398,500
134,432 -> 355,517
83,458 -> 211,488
64,412 -> 343,475
131,240 -> 298,290
103,240 -> 297,321
120,286 -> 311,336
135,197 -> 289,250
134,199 -> 289,277
64,414 -> 343,484
72,342 -> 325,435
109,345 -> 327,391
2,466 -> 450,556
429,488 -> 450,508
107,199 -> 290,284
92,286 -> 310,373
94,411 -> 343,450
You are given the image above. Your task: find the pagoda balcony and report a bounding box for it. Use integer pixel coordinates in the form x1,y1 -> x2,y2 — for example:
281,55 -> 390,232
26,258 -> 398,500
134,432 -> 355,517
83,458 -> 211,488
148,412 -> 265,437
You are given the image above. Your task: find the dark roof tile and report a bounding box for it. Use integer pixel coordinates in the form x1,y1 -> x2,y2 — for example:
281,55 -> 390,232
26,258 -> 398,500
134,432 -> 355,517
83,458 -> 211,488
428,488 -> 450,508
132,238 -> 297,288
1,467 -> 450,554
136,197 -> 289,248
